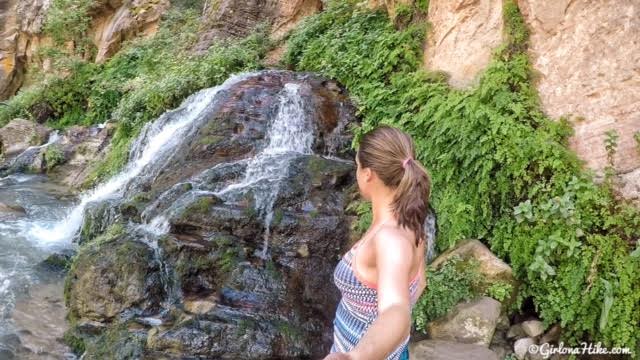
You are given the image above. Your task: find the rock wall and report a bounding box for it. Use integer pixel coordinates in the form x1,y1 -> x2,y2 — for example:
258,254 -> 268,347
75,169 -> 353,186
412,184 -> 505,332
0,0 -> 168,100
424,0 -> 504,88
367,0 -> 415,20
195,0 -> 323,52
381,0 -> 639,203
88,0 -> 169,63
517,0 -> 640,202
1,0 -> 323,99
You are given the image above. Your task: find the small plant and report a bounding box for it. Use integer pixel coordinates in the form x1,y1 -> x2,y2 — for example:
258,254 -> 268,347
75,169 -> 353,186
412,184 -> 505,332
603,129 -> 619,184
485,281 -> 513,302
634,131 -> 640,157
411,255 -> 483,332
44,145 -> 66,170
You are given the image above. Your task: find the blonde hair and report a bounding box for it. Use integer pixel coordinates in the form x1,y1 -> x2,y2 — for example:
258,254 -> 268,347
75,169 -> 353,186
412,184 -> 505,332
357,125 -> 432,246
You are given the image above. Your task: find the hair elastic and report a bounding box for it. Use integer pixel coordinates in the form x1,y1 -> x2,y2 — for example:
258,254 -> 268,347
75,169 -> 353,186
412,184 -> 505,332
402,157 -> 412,168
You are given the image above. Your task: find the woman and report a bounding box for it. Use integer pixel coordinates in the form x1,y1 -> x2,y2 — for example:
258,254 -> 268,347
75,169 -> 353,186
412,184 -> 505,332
324,125 -> 431,360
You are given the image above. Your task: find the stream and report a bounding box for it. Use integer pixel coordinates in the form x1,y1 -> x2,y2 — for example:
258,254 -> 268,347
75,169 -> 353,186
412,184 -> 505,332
0,174 -> 76,359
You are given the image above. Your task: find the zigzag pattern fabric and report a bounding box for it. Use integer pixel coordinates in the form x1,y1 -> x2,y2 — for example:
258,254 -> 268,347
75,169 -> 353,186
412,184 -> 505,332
329,230 -> 421,359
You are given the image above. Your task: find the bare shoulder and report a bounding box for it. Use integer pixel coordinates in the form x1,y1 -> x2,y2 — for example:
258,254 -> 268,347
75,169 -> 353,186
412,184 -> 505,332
371,226 -> 414,258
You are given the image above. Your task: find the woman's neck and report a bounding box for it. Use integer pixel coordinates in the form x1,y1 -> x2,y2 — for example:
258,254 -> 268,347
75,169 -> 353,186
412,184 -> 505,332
370,187 -> 396,226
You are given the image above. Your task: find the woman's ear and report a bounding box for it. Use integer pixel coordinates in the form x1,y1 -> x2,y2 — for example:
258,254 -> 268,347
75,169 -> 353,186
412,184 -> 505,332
363,167 -> 373,182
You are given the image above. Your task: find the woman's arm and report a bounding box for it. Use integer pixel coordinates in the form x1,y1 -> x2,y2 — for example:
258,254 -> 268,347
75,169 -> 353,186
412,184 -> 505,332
348,228 -> 415,360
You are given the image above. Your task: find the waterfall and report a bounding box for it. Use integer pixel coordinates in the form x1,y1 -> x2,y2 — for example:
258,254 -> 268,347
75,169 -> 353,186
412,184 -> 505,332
142,82 -> 314,258
214,83 -> 314,259
28,73 -> 256,247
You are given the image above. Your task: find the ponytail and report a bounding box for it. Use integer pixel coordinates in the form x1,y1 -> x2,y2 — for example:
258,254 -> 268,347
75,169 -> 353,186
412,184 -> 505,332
356,125 -> 432,247
390,156 -> 431,246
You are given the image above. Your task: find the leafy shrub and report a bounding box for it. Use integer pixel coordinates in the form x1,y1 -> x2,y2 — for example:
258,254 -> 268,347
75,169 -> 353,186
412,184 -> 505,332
411,255 -> 482,332
44,145 -> 66,170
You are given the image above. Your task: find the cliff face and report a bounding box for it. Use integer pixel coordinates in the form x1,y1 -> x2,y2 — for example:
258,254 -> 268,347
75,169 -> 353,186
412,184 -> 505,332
0,0 -> 322,100
194,0 -> 323,52
517,0 -> 640,201
373,0 -> 640,203
0,0 -> 168,100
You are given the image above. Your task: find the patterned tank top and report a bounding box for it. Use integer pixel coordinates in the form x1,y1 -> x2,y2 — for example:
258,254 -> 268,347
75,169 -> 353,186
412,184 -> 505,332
330,218 -> 422,359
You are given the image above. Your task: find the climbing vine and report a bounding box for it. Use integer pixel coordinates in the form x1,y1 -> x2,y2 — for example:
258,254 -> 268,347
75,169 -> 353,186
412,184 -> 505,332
285,0 -> 640,353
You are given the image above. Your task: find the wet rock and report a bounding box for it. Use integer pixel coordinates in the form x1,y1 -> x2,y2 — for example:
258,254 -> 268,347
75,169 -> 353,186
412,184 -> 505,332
65,233 -> 164,322
47,124 -> 114,188
427,296 -> 502,346
10,281 -> 72,358
0,123 -> 113,187
0,201 -> 26,216
79,199 -> 123,244
38,250 -> 75,273
65,70 -> 360,359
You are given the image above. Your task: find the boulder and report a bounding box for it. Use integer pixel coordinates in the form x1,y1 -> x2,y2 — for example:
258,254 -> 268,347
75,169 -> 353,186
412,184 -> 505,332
65,232 -> 165,322
429,239 -> 518,306
514,337 -> 535,360
0,201 -> 26,216
521,319 -> 544,338
68,70 -> 360,359
0,118 -> 50,156
409,339 -> 500,360
426,296 -> 502,346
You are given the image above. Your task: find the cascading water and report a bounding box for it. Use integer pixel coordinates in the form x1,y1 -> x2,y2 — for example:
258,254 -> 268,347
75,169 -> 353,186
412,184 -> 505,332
28,73 -> 255,247
0,174 -> 75,357
0,70 -> 366,358
213,83 -> 314,259
144,82 -> 315,260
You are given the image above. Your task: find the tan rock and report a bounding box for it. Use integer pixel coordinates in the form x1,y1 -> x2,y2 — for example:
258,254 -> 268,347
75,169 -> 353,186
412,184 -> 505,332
195,0 -> 322,51
424,0 -> 504,88
0,118 -> 50,156
518,0 -> 640,202
426,296 -> 502,346
271,0 -> 323,41
0,201 -> 26,216
409,339 -> 500,360
89,0 -> 169,63
47,123 -> 114,188
1,0 -> 167,99
367,0 -> 415,20
521,319 -> 544,338
183,295 -> 217,314
514,337 -> 535,360
430,239 -> 516,290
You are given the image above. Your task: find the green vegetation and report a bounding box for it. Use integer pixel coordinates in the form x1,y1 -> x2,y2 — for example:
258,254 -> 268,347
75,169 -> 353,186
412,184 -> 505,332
412,255 -> 482,332
4,0 -> 639,354
0,7 -> 270,187
285,0 -> 640,352
44,144 -> 66,170
43,0 -> 95,52
412,255 -> 514,332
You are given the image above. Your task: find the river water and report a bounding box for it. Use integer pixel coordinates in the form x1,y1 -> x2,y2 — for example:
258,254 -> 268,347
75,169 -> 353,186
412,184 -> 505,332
0,174 -> 76,358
